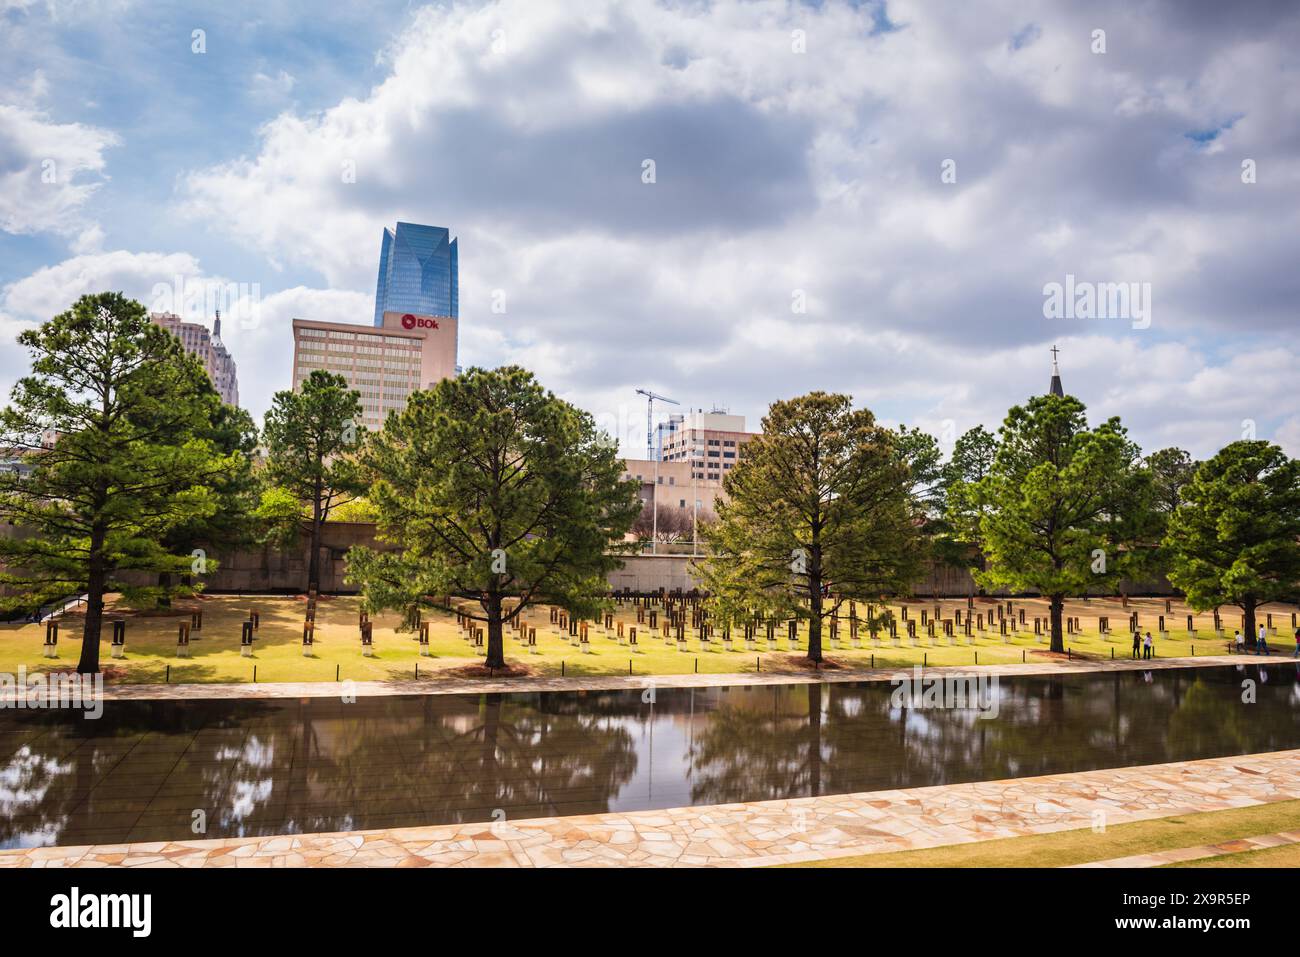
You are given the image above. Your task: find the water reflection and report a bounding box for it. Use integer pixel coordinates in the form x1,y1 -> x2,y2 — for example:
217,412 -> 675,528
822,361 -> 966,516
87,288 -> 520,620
0,665 -> 1295,848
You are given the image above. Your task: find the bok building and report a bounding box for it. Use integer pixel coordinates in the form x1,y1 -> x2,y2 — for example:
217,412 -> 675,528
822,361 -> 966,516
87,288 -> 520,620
290,221 -> 459,432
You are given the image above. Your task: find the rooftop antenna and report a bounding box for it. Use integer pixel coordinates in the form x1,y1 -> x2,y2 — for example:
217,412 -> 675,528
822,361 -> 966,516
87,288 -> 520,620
635,389 -> 679,461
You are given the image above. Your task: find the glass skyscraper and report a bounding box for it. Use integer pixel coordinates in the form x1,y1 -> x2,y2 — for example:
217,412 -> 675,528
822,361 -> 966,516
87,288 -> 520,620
373,222 -> 459,326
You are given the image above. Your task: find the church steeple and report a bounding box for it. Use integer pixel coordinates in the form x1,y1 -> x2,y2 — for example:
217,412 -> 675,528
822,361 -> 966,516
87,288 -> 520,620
1049,345 -> 1064,397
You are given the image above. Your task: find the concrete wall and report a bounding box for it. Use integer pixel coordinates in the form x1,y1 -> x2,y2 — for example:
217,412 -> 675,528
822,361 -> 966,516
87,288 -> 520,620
609,553 -> 704,593
5,518 -> 1177,598
122,522 -> 392,594
605,552 -> 1175,598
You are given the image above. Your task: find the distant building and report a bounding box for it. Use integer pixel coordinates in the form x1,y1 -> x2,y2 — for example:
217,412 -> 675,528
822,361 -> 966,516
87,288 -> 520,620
150,312 -> 240,407
625,410 -> 761,524
373,222 -> 458,327
209,314 -> 239,408
655,409 -> 756,481
290,314 -> 456,433
289,221 -> 460,433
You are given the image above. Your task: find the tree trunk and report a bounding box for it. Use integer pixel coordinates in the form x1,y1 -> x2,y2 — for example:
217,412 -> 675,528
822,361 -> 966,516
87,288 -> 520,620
307,515 -> 322,593
485,592 -> 505,669
78,525 -> 106,675
1243,595 -> 1258,651
157,570 -> 172,608
806,590 -> 823,663
805,555 -> 823,663
1049,593 -> 1065,653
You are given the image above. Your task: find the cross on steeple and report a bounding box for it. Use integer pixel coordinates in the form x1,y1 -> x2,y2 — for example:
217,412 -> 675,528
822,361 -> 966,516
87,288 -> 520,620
1049,345 -> 1064,397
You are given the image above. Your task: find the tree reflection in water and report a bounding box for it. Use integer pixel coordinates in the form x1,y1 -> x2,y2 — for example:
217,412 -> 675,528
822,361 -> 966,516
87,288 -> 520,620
0,665 -> 1296,849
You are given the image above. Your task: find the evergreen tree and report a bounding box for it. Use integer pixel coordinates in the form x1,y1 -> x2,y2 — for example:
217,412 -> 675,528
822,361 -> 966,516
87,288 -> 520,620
347,366 -> 640,669
959,394 -> 1146,652
696,392 -> 922,663
261,370 -> 365,592
153,400 -> 259,605
0,293 -> 238,672
1165,441 -> 1300,647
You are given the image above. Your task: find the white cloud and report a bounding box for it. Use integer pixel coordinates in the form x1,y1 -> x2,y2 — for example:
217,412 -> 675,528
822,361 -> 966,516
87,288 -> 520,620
5,0 -> 1284,459
0,248 -> 370,427
250,69 -> 296,101
0,249 -> 206,321
0,104 -> 117,238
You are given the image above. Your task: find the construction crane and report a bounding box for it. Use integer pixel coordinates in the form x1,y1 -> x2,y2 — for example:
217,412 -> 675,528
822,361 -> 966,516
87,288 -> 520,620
635,389 -> 679,461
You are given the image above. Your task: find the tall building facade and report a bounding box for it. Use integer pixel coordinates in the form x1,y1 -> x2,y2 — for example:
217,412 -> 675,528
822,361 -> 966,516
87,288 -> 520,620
373,222 -> 458,327
624,411 -> 760,523
150,312 -> 240,407
289,221 -> 460,433
291,315 -> 457,433
655,410 -> 756,481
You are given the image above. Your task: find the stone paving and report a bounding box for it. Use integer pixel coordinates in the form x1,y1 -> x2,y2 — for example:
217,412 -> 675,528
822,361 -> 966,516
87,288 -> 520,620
1072,829 -> 1300,868
0,653 -> 1269,703
2,748 -> 1296,868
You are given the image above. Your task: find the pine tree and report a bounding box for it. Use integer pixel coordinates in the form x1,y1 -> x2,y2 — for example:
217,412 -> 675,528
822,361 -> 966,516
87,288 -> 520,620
0,293 -> 239,673
347,366 -> 640,669
261,370 -> 365,592
1165,441 -> 1300,647
695,392 -> 921,663
959,394 -> 1147,653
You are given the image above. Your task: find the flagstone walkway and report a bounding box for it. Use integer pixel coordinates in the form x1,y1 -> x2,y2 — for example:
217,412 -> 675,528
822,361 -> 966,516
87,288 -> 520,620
3,748 -> 1296,868
2,653 -> 1270,703
1070,829 -> 1300,868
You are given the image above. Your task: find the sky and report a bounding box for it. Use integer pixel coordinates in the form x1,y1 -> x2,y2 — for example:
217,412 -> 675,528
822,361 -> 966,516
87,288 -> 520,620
1,0 -> 1298,461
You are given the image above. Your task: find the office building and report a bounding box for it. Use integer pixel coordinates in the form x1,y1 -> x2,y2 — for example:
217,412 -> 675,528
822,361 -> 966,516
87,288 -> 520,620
290,313 -> 457,432
655,409 -> 756,481
625,411 -> 760,524
289,220 -> 461,432
373,222 -> 458,327
150,312 -> 240,407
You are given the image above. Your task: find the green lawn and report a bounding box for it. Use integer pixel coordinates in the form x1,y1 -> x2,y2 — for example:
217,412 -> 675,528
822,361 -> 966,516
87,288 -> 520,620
1169,842 -> 1300,868
1,592 -> 1288,685
781,799 -> 1300,868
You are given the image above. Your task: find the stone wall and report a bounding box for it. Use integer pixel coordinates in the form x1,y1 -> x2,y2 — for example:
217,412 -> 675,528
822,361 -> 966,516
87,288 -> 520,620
606,552 -> 1173,597
4,519 -> 1177,598
117,522 -> 392,594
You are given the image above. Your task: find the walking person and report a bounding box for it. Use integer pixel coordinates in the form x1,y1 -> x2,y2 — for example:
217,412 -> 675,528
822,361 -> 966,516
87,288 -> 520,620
1235,629 -> 1245,654
1291,628 -> 1300,659
1258,623 -> 1270,656
1132,629 -> 1141,659
1143,631 -> 1153,660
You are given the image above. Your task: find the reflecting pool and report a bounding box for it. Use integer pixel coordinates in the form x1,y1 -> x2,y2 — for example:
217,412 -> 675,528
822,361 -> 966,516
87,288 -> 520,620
1,664 -> 1296,848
